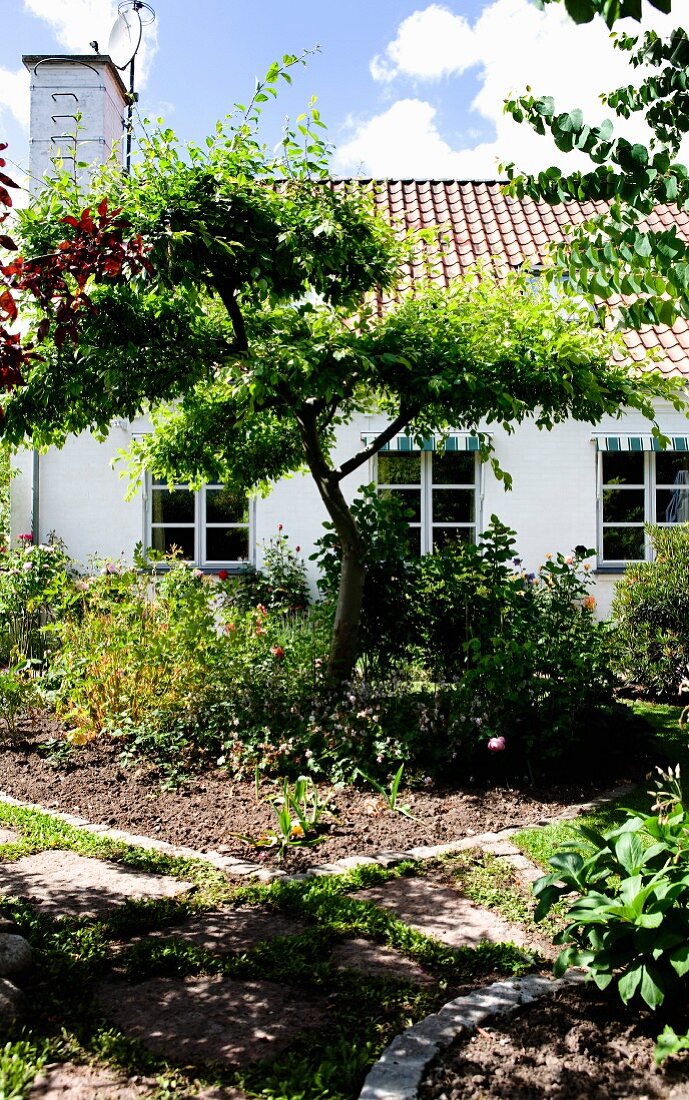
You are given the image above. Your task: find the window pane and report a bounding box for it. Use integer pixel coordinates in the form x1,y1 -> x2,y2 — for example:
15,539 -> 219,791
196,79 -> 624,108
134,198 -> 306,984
151,488 -> 194,524
656,452 -> 689,485
433,489 -> 474,524
378,487 -> 421,522
603,527 -> 645,561
206,527 -> 249,562
658,487 -> 689,524
206,487 -> 249,524
602,489 -> 645,523
151,526 -> 195,559
602,452 -> 644,485
377,453 -> 421,484
433,526 -> 473,551
433,452 -> 475,485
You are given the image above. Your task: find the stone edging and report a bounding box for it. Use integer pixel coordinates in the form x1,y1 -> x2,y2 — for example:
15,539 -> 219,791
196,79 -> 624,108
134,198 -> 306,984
358,972 -> 584,1100
0,782 -> 634,884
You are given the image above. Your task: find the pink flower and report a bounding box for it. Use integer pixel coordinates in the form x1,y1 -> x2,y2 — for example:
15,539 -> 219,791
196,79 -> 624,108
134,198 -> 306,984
565,555 -> 574,565
277,523 -> 283,531
487,736 -> 506,753
217,569 -> 229,581
18,533 -> 32,543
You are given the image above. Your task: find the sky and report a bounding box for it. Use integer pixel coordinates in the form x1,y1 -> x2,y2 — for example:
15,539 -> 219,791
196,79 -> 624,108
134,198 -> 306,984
0,0 -> 683,187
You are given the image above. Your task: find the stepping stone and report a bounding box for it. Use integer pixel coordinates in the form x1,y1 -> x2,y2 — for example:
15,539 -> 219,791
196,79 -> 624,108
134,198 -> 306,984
94,975 -> 326,1068
137,907 -> 305,954
0,828 -> 19,844
29,1062 -> 156,1098
0,851 -> 192,917
330,938 -> 435,986
352,878 -> 528,949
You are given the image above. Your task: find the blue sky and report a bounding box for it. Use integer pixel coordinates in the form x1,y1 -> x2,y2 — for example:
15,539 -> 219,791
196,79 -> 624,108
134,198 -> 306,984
0,0 -> 680,184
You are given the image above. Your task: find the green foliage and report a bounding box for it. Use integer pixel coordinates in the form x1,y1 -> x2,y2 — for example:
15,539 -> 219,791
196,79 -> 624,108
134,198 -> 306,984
535,0 -> 671,28
0,664 -> 42,742
534,766 -> 689,1012
0,536 -> 76,664
356,764 -> 416,819
235,774 -> 338,860
611,524 -> 689,699
504,10 -> 689,331
0,1041 -> 46,1099
230,527 -> 310,613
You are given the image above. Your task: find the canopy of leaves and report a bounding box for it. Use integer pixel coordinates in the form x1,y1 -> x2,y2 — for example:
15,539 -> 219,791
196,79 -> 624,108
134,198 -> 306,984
534,0 -> 670,27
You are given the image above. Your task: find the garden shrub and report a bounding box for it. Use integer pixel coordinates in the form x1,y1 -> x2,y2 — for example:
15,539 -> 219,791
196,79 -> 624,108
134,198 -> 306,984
228,527 -> 310,613
0,536 -> 76,664
52,559 -> 215,739
0,664 -> 42,741
611,524 -> 689,699
534,766 -> 689,1017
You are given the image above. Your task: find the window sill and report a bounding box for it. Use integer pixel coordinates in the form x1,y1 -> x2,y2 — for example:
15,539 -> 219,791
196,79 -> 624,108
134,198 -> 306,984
594,565 -> 628,575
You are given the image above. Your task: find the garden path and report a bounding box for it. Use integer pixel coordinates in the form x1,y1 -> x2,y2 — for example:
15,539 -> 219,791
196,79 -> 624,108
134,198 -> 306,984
0,789 -> 614,1098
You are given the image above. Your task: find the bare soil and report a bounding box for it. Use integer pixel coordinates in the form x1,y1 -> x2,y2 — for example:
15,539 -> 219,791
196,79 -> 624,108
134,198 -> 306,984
0,718 -> 632,870
419,983 -> 689,1099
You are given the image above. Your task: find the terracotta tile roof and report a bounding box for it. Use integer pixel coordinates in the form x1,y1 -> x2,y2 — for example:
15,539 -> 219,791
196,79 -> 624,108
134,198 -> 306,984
333,179 -> 689,378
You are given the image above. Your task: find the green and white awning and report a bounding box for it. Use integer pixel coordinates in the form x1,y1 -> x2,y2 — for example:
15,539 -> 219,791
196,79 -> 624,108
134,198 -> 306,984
594,434 -> 689,452
360,432 -> 484,453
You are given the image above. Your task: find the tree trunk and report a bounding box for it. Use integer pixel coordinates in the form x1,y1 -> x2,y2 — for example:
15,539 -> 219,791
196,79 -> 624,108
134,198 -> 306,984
295,406 -> 366,682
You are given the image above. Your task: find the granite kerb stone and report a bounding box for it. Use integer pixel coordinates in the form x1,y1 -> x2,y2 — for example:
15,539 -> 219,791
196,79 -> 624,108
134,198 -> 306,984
358,972 -> 585,1100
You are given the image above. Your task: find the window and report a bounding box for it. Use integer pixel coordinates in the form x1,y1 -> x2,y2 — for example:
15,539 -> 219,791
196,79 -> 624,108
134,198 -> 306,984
376,449 -> 478,555
599,447 -> 689,564
148,479 -> 252,567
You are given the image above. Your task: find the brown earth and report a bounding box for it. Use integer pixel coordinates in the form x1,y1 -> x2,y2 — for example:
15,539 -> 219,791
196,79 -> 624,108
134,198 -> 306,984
419,983 -> 689,1099
0,722 -> 630,870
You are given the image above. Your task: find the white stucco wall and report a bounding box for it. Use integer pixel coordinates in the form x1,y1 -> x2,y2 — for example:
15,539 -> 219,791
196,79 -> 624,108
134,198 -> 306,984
10,398 -> 689,615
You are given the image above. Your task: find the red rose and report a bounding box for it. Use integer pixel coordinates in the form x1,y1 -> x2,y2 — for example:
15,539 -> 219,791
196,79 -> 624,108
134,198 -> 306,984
218,569 -> 229,581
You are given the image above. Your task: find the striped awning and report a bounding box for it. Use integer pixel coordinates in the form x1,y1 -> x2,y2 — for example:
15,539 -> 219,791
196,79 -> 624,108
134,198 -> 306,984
360,432 -> 484,453
594,434 -> 689,452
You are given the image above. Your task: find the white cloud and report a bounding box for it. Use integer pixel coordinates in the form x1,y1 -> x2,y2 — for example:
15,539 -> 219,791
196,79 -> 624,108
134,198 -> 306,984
370,4 -> 478,82
0,66 -> 30,130
23,0 -> 158,87
337,0 -> 681,178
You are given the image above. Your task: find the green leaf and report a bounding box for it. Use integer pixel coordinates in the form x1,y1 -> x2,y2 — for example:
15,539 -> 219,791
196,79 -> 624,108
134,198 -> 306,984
640,963 -> 665,1009
670,943 -> 689,978
618,963 -> 642,1003
614,832 -> 644,875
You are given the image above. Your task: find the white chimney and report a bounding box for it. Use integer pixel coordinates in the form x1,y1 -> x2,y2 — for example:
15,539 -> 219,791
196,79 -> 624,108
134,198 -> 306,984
23,54 -> 128,195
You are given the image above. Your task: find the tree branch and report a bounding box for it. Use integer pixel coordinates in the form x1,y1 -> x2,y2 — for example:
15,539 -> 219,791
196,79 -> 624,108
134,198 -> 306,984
333,406 -> 418,482
211,277 -> 248,353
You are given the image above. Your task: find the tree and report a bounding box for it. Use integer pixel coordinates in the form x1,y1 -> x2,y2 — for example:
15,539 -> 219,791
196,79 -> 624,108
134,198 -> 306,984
4,58 -> 686,681
535,0 -> 670,28
503,4 -> 689,329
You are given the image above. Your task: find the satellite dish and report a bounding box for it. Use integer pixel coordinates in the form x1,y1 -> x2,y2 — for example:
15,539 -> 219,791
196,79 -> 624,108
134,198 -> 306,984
108,6 -> 143,70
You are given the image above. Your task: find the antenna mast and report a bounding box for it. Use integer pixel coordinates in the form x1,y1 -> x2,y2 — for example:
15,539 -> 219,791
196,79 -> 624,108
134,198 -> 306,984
106,0 -> 156,173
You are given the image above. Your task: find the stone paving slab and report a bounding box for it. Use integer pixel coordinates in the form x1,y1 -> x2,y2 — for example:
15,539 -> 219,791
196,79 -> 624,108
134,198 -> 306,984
137,907 -> 306,954
0,850 -> 192,917
352,878 -> 529,949
28,1063 -> 156,1099
330,938 -> 435,986
94,975 -> 327,1068
0,827 -> 19,844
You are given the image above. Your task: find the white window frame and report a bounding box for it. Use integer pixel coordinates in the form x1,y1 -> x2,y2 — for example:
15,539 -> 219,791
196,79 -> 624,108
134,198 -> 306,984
598,450 -> 689,567
144,477 -> 255,569
374,450 -> 481,554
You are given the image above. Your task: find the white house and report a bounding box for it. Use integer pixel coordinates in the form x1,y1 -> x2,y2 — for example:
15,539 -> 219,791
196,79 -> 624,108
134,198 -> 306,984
10,55 -> 689,618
